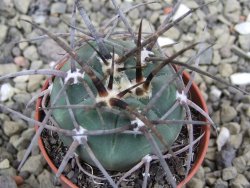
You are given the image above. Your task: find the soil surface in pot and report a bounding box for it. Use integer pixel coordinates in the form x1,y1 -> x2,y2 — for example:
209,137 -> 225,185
40,108 -> 204,188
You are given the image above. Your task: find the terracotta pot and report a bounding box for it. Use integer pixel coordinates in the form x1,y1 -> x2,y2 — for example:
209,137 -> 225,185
35,69 -> 210,188
13,175 -> 24,186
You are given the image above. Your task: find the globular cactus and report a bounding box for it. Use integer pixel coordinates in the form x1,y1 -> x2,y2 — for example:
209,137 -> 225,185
51,39 -> 184,171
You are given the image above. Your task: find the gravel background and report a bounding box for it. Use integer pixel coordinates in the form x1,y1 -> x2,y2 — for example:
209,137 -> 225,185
0,0 -> 250,187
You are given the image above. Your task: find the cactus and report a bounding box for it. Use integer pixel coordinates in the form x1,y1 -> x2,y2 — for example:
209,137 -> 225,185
0,0 -> 248,188
51,39 -> 184,171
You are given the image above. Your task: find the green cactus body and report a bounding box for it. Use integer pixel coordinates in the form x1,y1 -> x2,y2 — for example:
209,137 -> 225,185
51,40 -> 184,171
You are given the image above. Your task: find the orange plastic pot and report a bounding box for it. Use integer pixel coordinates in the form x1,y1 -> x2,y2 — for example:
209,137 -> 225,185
35,70 -> 210,188
13,175 -> 24,186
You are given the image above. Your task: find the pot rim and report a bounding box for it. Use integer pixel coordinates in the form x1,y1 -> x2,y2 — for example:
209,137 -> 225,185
35,69 -> 210,188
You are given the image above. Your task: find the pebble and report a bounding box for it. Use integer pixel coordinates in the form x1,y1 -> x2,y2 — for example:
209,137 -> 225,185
0,175 -> 18,188
200,47 -> 213,65
224,0 -> 240,13
157,37 -> 175,47
27,75 -> 44,92
0,24 -> 8,44
214,33 -> 230,50
206,177 -> 217,186
21,128 -> 35,141
246,172 -> 250,182
19,40 -> 28,51
194,167 -> 205,179
247,14 -> 250,22
231,174 -> 250,188
12,47 -> 21,57
17,150 -> 26,162
0,147 -> 13,162
209,86 -> 222,102
246,107 -> 250,118
13,75 -> 29,83
134,19 -> 154,33
238,35 -> 250,51
224,0 -> 240,23
37,169 -> 55,188
205,150 -> 216,161
212,50 -> 221,65
19,15 -> 32,34
230,73 -> 250,85
147,3 -> 162,10
0,167 -> 17,176
218,63 -> 233,77
26,174 -> 39,188
13,93 -> 31,104
186,178 -> 204,188
30,60 -> 43,70
6,143 -> 18,155
14,82 -> 27,91
128,8 -> 140,20
23,46 -> 39,61
0,159 -> 10,169
232,156 -> 247,173
149,12 -> 159,23
47,16 -> 61,27
14,56 -> 29,68
220,104 -> 237,123
38,39 -> 64,61
20,155 -> 44,176
19,171 -> 30,179
220,55 -> 238,64
163,27 -> 180,40
222,166 -> 237,180
13,0 -> 31,14
204,159 -> 215,171
172,4 -> 191,21
234,22 -> 250,35
216,127 -> 230,151
0,83 -> 16,102
10,136 -> 30,151
51,3 -> 67,15
229,133 -> 243,149
243,151 -> 250,165
220,46 -> 232,58
0,0 -> 16,18
214,178 -> 228,188
223,122 -> 241,134
33,14 -> 47,24
2,120 -> 27,137
216,143 -> 236,168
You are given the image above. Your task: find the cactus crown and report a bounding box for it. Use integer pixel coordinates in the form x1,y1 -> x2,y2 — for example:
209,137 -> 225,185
0,0 -> 248,188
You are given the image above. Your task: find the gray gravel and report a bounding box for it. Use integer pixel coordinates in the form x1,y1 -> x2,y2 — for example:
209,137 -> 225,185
0,0 -> 249,187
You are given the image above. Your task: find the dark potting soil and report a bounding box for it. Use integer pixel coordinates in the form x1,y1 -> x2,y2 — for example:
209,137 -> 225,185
40,108 -> 204,188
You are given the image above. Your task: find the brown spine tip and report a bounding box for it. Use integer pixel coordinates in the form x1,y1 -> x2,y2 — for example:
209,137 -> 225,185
92,77 -> 108,97
107,47 -> 115,90
109,98 -> 128,109
136,19 -> 143,83
143,73 -> 154,90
